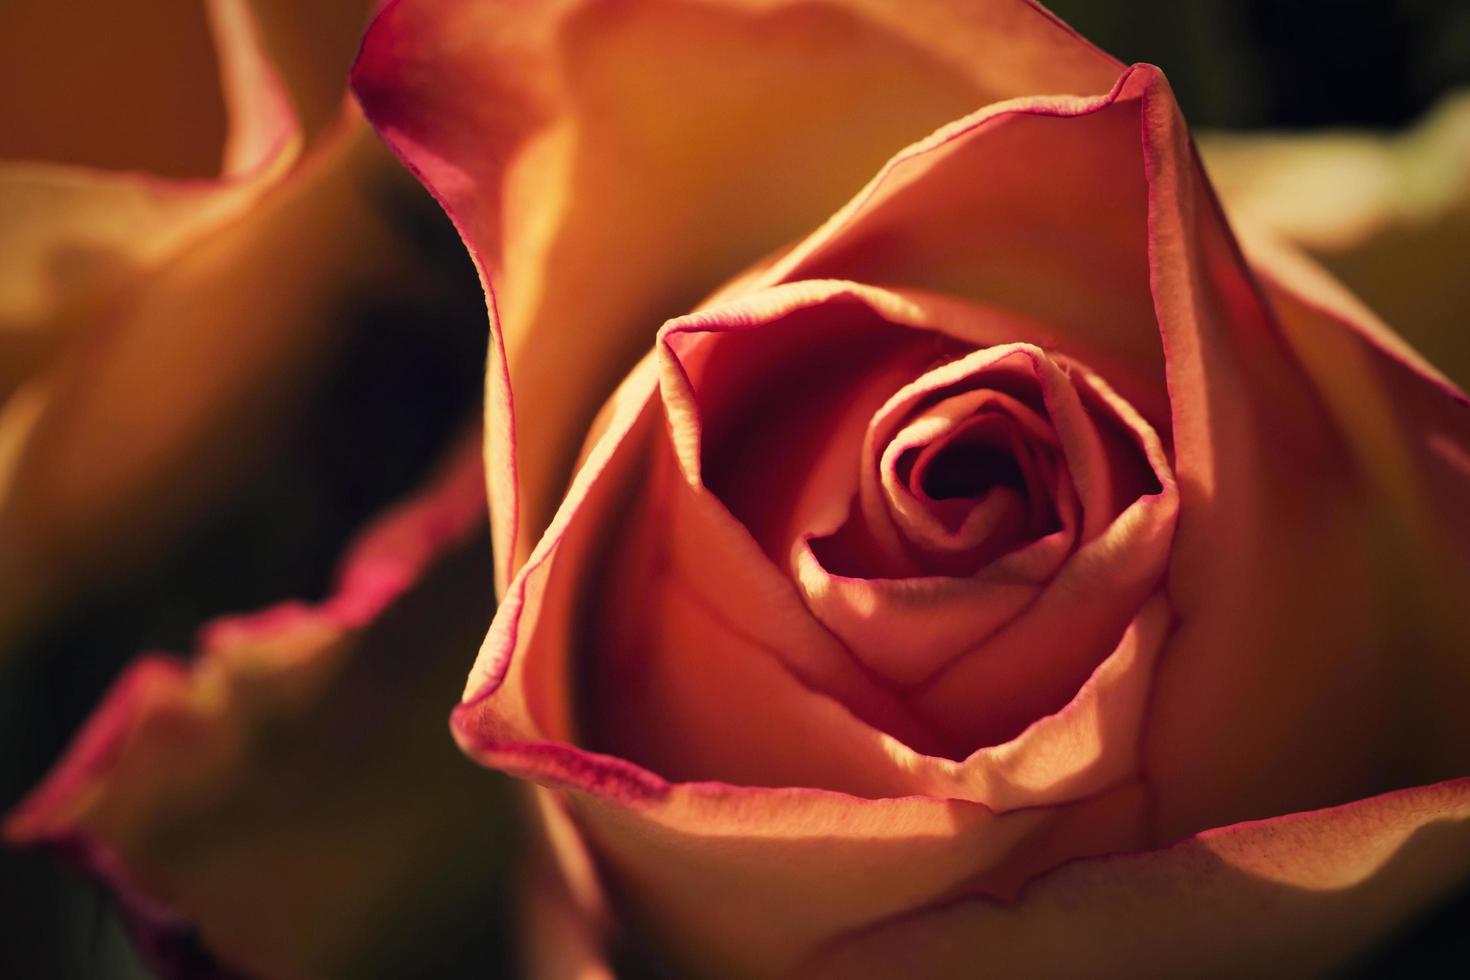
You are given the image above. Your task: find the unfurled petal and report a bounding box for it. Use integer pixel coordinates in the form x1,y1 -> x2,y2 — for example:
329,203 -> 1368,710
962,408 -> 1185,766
6,438 -> 516,980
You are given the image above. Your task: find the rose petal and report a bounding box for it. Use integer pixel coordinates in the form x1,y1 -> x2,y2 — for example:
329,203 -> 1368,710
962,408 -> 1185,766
352,0 -> 1122,583
592,293 -> 1170,804
759,65 -> 1168,425
453,742 -> 1148,977
247,0 -> 378,138
5,438 -> 516,980
806,778 -> 1470,979
1135,77 -> 1470,841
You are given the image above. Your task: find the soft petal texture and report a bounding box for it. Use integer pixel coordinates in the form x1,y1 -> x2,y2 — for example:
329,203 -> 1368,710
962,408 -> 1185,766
352,0 -> 1123,585
449,276 -> 1157,974
6,438 -> 517,980
1134,81 -> 1470,842
1201,90 -> 1470,390
743,60 -> 1470,838
448,47 -> 1470,975
0,0 -> 226,177
806,778 -> 1470,979
0,0 -> 419,649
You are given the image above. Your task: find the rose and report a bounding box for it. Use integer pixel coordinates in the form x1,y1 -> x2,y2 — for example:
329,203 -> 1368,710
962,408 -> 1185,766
354,0 -> 1470,976
0,0 -> 407,649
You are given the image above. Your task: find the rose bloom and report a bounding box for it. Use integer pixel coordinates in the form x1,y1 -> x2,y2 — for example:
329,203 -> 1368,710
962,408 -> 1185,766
356,0 -> 1470,976
0,0 -> 408,647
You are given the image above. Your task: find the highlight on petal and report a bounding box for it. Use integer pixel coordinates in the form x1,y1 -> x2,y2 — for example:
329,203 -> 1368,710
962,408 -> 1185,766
754,64 -> 1168,423
6,438 -> 518,980
352,0 -> 1124,583
806,778 -> 1470,979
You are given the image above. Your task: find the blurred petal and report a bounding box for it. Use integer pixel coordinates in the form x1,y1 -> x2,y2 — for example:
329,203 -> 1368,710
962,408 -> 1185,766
806,778 -> 1470,979
1201,90 -> 1470,390
0,111 -> 424,649
0,0 -> 299,351
0,0 -> 415,651
352,0 -> 1122,583
247,0 -> 378,138
6,438 -> 516,980
0,0 -> 227,177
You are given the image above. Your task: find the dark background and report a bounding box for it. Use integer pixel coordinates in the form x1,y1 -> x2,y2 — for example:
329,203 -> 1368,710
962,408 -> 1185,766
4,0 -> 1470,976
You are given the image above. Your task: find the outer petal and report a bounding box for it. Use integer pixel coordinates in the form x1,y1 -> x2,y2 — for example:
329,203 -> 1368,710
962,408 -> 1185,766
1136,77 -> 1470,841
351,0 -> 1123,584
6,438 -> 517,980
806,778 -> 1470,979
758,65 -> 1168,424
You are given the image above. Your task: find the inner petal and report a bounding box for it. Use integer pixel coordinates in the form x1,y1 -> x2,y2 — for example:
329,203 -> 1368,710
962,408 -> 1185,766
856,352 -> 1078,576
879,406 -> 1062,576
912,426 -> 1026,501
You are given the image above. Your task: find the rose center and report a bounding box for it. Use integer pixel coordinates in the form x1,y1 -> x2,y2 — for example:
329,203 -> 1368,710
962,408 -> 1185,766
913,436 -> 1027,501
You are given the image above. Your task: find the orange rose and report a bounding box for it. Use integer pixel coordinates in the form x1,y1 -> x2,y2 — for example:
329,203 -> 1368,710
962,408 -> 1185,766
354,0 -> 1470,976
0,0 -> 403,648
